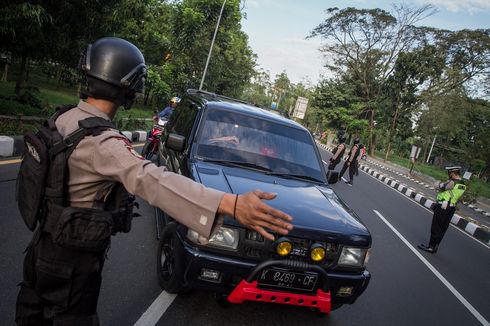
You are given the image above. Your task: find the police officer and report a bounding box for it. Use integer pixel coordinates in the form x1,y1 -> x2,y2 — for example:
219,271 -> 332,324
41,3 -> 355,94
15,37 -> 293,325
328,134 -> 346,171
339,137 -> 360,186
418,166 -> 466,253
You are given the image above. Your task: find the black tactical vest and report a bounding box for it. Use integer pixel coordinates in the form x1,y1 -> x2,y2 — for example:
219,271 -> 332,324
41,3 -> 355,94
16,105 -> 136,252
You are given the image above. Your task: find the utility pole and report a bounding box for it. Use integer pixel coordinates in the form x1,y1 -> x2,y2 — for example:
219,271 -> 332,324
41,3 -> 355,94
199,0 -> 226,91
426,134 -> 437,163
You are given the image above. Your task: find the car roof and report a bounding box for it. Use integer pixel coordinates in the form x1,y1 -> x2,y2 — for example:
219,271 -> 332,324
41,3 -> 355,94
185,89 -> 307,131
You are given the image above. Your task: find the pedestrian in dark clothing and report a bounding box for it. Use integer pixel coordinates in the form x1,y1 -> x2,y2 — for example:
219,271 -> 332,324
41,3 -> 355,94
339,138 -> 361,186
418,166 -> 466,253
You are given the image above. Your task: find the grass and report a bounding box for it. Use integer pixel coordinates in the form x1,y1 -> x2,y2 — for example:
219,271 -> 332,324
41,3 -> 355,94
377,151 -> 490,200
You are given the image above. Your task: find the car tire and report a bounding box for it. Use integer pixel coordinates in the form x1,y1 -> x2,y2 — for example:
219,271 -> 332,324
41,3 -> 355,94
157,223 -> 187,294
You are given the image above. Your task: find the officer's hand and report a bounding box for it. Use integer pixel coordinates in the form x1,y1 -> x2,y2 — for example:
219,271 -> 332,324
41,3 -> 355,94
219,191 -> 293,241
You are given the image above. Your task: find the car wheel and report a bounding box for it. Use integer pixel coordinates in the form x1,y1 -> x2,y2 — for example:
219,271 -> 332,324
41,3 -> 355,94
157,223 -> 187,293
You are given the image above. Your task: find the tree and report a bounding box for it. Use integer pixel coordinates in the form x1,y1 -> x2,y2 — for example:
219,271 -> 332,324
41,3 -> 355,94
166,0 -> 255,97
308,5 -> 436,154
309,78 -> 366,138
0,0 -> 122,94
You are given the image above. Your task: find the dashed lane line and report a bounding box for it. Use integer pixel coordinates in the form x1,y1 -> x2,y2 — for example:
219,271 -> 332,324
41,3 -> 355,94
133,291 -> 177,326
373,210 -> 489,326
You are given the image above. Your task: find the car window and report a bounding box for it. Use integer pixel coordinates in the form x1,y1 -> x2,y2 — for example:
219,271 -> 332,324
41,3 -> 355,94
169,99 -> 198,139
195,109 -> 324,181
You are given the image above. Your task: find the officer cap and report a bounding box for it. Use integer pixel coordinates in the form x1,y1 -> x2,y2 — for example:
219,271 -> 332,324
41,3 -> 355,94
445,166 -> 461,173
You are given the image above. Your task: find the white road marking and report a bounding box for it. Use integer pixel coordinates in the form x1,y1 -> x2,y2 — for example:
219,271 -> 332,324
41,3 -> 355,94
373,210 -> 490,326
134,291 -> 177,326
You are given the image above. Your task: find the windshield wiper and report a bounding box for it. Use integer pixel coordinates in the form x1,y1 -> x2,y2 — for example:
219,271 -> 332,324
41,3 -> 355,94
266,172 -> 324,183
197,158 -> 273,172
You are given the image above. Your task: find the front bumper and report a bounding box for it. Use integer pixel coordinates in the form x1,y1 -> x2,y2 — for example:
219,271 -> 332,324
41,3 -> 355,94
180,238 -> 371,305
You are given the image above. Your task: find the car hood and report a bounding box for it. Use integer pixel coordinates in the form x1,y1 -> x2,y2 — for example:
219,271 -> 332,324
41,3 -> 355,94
194,162 -> 371,247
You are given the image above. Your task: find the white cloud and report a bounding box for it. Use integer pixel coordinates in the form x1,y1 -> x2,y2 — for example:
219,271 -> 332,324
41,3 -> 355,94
254,37 -> 327,84
419,0 -> 490,14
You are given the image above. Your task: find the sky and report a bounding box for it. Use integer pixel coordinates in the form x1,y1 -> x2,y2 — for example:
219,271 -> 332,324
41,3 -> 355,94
240,0 -> 490,85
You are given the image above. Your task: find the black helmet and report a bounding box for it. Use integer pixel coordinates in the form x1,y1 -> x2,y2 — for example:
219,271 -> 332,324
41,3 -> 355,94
79,37 -> 147,109
338,135 -> 346,143
353,137 -> 360,144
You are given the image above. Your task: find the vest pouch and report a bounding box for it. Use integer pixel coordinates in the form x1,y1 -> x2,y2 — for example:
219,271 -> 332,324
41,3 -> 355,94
16,132 -> 50,231
52,207 -> 113,252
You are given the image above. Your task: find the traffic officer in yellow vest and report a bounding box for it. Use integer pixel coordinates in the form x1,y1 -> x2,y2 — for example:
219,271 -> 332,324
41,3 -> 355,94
15,37 -> 293,326
418,166 -> 466,253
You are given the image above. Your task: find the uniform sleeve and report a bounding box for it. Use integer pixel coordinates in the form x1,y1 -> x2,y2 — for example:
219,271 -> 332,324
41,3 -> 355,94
437,180 -> 454,191
90,134 -> 226,239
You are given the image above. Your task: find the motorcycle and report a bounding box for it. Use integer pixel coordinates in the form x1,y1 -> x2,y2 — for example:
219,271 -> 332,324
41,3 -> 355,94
142,115 -> 167,161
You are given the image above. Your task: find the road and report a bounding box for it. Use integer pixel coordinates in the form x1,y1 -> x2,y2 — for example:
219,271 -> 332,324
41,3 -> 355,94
0,145 -> 489,326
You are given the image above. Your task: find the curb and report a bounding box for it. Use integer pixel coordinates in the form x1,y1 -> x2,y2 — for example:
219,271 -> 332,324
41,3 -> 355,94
363,158 -> 490,218
0,131 -> 148,158
316,141 -> 490,246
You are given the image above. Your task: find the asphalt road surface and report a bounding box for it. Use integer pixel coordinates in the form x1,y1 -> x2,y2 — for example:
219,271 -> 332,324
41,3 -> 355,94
0,145 -> 489,326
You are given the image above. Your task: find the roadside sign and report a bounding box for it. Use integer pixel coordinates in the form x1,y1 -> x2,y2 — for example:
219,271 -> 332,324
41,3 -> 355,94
410,145 -> 421,159
292,97 -> 308,119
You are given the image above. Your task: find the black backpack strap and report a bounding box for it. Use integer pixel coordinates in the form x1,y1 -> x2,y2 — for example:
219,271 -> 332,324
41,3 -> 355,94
49,117 -> 116,156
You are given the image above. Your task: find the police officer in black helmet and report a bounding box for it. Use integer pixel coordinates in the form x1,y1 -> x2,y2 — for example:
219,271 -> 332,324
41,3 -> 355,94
15,37 -> 292,325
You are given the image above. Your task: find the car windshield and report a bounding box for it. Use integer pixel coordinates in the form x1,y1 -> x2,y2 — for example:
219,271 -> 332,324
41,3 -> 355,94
194,109 -> 324,182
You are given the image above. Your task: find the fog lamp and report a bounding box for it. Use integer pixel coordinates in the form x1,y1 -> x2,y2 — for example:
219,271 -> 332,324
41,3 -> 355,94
310,245 -> 326,262
337,286 -> 354,297
200,268 -> 221,282
276,239 -> 292,256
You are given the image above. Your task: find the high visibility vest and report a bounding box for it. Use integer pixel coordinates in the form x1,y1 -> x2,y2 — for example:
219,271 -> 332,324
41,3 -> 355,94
436,180 -> 466,206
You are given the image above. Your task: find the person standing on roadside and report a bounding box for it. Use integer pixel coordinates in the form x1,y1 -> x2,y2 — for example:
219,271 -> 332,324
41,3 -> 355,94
328,135 -> 346,171
418,166 -> 466,253
339,137 -> 360,186
15,37 -> 293,326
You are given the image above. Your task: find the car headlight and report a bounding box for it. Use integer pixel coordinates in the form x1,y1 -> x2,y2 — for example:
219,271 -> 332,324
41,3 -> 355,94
187,227 -> 239,250
338,247 -> 368,267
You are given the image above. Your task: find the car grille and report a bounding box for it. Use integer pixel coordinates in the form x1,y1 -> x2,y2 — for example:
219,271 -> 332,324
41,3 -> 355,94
241,231 -> 339,267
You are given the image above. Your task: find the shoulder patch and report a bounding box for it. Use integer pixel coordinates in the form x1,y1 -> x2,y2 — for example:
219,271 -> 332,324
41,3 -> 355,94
118,137 -> 144,160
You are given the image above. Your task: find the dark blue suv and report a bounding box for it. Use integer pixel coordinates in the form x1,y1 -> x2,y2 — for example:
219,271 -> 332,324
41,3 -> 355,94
155,89 -> 371,314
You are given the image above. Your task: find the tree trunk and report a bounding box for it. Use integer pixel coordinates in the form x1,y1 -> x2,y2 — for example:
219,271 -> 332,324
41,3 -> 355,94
368,108 -> 375,156
384,96 -> 401,162
15,53 -> 28,95
1,62 -> 8,82
56,66 -> 64,90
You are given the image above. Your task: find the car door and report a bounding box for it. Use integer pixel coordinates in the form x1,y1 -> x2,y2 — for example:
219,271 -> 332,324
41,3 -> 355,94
164,98 -> 200,175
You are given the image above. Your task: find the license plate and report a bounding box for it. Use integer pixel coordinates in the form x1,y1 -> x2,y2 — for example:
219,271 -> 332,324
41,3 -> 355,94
257,268 -> 318,291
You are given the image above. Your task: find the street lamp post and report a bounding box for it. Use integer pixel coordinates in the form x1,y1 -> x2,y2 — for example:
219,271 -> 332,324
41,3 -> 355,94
199,0 -> 227,91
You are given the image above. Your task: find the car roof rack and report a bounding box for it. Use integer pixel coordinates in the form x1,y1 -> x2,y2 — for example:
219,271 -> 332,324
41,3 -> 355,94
186,89 -> 256,106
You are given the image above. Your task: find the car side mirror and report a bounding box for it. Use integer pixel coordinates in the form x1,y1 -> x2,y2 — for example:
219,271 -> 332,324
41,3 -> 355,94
165,133 -> 186,153
327,171 -> 339,184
